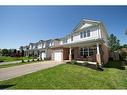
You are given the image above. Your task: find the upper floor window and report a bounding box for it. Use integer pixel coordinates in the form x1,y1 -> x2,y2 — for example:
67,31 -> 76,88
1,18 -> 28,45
87,30 -> 90,37
33,46 -> 35,49
38,44 -> 42,49
63,39 -> 67,43
71,36 -> 73,41
80,29 -> 91,38
29,45 -> 32,49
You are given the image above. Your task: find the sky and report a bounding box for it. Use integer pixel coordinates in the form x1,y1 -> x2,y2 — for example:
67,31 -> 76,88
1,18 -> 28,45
0,6 -> 127,49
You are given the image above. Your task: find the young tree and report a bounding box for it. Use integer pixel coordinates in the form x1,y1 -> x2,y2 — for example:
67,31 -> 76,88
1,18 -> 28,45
8,49 -> 12,56
108,34 -> 120,51
0,49 -> 2,56
21,50 -> 24,57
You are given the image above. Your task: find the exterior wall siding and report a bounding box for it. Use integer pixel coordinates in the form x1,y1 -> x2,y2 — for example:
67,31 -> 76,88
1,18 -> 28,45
101,44 -> 109,64
63,48 -> 69,60
63,26 -> 100,45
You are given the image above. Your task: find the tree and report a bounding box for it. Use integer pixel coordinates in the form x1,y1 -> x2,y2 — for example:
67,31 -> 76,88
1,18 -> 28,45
0,49 -> 2,56
8,49 -> 12,56
1,49 -> 9,56
108,34 -> 120,51
123,44 -> 127,48
21,50 -> 24,57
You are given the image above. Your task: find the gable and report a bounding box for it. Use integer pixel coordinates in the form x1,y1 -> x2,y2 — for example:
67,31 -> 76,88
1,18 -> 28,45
80,23 -> 93,29
72,19 -> 100,33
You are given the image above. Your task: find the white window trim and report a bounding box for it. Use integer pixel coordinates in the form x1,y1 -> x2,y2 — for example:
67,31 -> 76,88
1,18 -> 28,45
80,29 -> 91,38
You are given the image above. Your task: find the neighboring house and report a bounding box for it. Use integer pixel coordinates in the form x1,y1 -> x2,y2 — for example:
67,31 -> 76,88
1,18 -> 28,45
20,39 -> 60,60
19,19 -> 109,65
37,40 -> 52,60
51,19 -> 109,64
19,46 -> 29,56
38,39 -> 61,60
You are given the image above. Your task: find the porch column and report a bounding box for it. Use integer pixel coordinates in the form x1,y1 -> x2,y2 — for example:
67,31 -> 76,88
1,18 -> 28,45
96,43 -> 101,65
69,47 -> 72,61
87,47 -> 89,56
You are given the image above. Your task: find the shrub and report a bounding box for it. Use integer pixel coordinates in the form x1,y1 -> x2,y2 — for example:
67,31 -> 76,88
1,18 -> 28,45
104,60 -> 125,70
44,58 -> 51,60
40,58 -> 42,61
120,52 -> 127,61
0,60 -> 4,63
22,60 -> 24,63
82,61 -> 89,66
37,58 -> 39,61
27,60 -> 29,62
71,60 -> 77,65
32,59 -> 34,62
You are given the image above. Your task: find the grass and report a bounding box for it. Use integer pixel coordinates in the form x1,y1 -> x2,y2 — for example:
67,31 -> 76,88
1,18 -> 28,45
0,56 -> 33,62
0,63 -> 127,89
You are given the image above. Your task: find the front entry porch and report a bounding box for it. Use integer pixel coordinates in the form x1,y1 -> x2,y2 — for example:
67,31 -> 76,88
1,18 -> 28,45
63,43 -> 102,65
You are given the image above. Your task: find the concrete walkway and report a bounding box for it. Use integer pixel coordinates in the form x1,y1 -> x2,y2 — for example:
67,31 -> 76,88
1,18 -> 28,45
0,60 -> 21,65
0,61 -> 63,81
0,59 -> 34,65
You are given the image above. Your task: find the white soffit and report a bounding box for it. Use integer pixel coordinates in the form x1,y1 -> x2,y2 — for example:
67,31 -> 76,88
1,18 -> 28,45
80,23 -> 92,29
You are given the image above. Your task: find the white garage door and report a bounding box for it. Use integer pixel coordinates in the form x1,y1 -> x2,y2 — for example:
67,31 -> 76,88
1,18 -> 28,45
41,52 -> 46,60
54,52 -> 62,61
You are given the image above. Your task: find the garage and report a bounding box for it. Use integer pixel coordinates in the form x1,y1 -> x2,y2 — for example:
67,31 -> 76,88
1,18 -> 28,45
54,51 -> 62,61
41,52 -> 46,60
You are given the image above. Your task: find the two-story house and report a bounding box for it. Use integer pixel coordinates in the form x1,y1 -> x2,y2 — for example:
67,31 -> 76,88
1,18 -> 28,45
19,46 -> 29,56
37,40 -> 50,60
51,19 -> 109,65
38,39 -> 61,60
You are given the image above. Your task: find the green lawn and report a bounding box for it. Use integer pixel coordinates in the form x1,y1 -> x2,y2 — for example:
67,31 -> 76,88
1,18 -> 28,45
0,56 -> 33,62
0,64 -> 127,89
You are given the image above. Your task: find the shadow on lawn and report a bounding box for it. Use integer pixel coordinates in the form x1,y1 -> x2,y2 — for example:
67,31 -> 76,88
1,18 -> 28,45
67,60 -> 127,71
0,84 -> 15,89
77,63 -> 99,71
67,62 -> 100,71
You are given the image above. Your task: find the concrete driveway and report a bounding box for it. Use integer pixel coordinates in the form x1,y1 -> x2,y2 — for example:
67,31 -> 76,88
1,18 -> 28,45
0,61 -> 63,81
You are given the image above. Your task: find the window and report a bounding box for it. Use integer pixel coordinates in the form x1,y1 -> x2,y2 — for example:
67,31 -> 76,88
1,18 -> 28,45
63,39 -> 67,43
80,47 -> 96,57
80,32 -> 83,38
84,48 -> 88,56
71,36 -> 73,41
89,48 -> 94,56
80,48 -> 88,57
87,29 -> 90,37
80,48 -> 83,56
80,29 -> 90,38
83,31 -> 87,38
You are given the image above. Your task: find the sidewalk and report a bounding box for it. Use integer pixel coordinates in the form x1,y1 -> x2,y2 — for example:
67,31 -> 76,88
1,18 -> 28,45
0,59 -> 34,65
